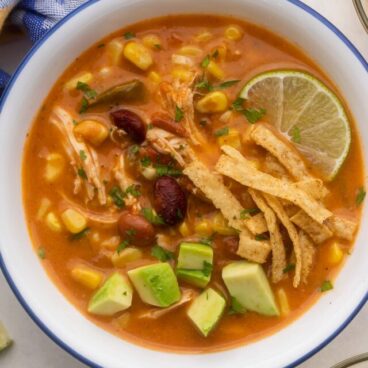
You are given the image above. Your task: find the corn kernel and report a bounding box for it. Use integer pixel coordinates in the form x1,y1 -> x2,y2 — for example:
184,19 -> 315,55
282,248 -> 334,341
225,25 -> 244,41
36,197 -> 51,221
194,221 -> 213,236
196,91 -> 228,113
61,208 -> 87,234
71,265 -> 103,289
74,120 -> 109,146
111,247 -> 143,267
178,45 -> 202,57
179,221 -> 191,237
64,72 -> 93,91
171,67 -> 194,83
217,128 -> 241,149
142,34 -> 162,50
107,39 -> 124,65
277,288 -> 290,317
328,242 -> 344,265
45,212 -> 62,232
44,153 -> 65,183
212,212 -> 237,235
207,60 -> 225,80
147,70 -> 161,84
195,31 -> 213,43
123,41 -> 153,70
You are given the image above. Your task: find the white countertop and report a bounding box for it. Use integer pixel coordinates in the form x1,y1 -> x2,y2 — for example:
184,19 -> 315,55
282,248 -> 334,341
0,1 -> 367,367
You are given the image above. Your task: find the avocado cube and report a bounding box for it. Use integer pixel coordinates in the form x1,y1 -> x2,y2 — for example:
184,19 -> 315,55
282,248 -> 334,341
177,242 -> 213,269
176,269 -> 210,288
128,263 -> 181,307
187,288 -> 226,337
88,272 -> 132,316
222,261 -> 279,316
0,322 -> 12,352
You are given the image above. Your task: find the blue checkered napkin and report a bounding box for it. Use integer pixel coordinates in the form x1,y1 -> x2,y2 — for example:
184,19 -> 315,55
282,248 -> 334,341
0,0 -> 87,95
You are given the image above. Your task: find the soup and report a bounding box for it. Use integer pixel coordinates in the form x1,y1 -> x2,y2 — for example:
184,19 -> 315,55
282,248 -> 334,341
23,15 -> 364,352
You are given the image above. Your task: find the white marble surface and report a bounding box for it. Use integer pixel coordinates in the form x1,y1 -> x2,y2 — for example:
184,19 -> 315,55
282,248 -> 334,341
0,1 -> 367,367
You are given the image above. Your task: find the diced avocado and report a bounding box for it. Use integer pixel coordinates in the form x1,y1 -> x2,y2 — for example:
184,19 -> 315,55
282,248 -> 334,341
176,269 -> 210,288
88,272 -> 132,316
128,263 -> 181,307
177,242 -> 213,269
222,261 -> 279,316
187,288 -> 226,337
0,322 -> 12,352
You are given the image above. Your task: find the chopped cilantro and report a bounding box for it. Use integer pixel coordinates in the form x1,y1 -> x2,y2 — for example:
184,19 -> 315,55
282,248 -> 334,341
291,126 -> 301,143
140,156 -> 152,167
76,81 -> 97,99
195,78 -> 213,91
37,247 -> 46,259
79,150 -> 87,161
109,186 -> 126,208
125,184 -> 141,198
141,208 -> 165,225
212,49 -> 219,59
154,44 -> 161,50
147,123 -> 153,130
218,80 -> 240,89
356,187 -> 366,206
129,144 -> 140,155
70,227 -> 90,241
231,97 -> 245,111
321,280 -> 333,292
151,245 -> 174,262
214,127 -> 229,137
155,164 -> 182,177
243,108 -> 266,124
228,297 -> 247,315
124,31 -> 136,40
79,96 -> 89,114
72,119 -> 78,126
255,234 -> 268,241
77,168 -> 87,180
240,208 -> 260,219
175,105 -> 184,122
117,240 -> 129,254
202,261 -> 213,277
200,55 -> 210,68
283,263 -> 295,273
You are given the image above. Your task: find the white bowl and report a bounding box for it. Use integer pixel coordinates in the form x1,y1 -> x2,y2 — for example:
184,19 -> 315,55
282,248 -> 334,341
0,1 -> 367,367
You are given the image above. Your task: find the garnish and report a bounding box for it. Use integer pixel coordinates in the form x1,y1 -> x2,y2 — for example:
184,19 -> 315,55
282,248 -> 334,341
283,263 -> 296,273
321,280 -> 333,292
151,245 -> 174,262
77,168 -> 87,180
79,97 -> 89,114
154,44 -> 161,50
109,186 -> 126,208
214,127 -> 229,137
218,80 -> 240,89
231,97 -> 266,123
140,156 -> 152,167
155,164 -> 182,177
199,119 -> 208,127
37,247 -> 46,259
202,261 -> 213,277
290,126 -> 301,143
117,240 -> 129,254
195,78 -> 213,91
124,31 -> 136,40
72,119 -> 78,126
175,105 -> 184,122
125,184 -> 141,198
212,49 -> 219,59
200,55 -> 210,68
79,150 -> 87,161
228,297 -> 247,315
70,227 -> 90,241
356,187 -> 366,206
240,208 -> 260,219
141,208 -> 165,225
255,234 -> 268,241
129,144 -> 140,155
76,81 -> 97,99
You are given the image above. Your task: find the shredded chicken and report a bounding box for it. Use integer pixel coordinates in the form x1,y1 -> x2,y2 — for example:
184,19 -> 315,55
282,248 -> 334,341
51,107 -> 107,205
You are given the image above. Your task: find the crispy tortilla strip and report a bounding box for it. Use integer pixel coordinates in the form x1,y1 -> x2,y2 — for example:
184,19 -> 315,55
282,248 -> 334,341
245,212 -> 268,235
217,146 -> 332,224
299,231 -> 316,284
293,178 -> 329,200
326,215 -> 358,241
263,153 -> 288,178
237,232 -> 271,264
284,204 -> 299,217
291,210 -> 333,244
263,193 -> 302,288
250,124 -> 311,180
248,189 -> 286,283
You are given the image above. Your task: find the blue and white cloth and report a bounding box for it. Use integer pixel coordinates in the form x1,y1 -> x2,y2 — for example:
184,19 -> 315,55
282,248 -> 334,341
0,0 -> 87,95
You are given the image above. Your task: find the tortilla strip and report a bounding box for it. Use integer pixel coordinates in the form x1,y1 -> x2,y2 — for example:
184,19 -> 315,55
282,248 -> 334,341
248,189 -> 286,283
292,178 -> 329,200
290,210 -> 333,244
263,193 -> 302,287
263,153 -> 288,178
326,215 -> 358,241
237,232 -> 271,264
250,124 -> 311,180
245,212 -> 268,235
299,231 -> 316,284
217,146 -> 332,224
184,161 -> 271,263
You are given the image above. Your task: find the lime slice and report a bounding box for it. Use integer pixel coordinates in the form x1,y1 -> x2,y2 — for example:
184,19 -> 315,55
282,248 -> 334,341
240,70 -> 351,181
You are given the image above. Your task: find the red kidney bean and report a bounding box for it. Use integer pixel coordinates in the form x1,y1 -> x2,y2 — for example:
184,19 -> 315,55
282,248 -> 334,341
153,176 -> 187,226
110,109 -> 146,143
118,211 -> 155,246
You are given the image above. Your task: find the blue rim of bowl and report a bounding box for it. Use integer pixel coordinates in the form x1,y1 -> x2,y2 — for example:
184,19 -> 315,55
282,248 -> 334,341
0,0 -> 367,367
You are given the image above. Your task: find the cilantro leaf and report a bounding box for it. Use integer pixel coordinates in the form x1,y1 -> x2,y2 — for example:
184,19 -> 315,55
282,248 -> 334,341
202,261 -> 213,277
37,247 -> 46,259
291,126 -> 301,143
218,80 -> 240,89
128,144 -> 140,155
155,164 -> 182,177
140,156 -> 152,167
283,263 -> 296,273
124,31 -> 136,40
117,240 -> 129,254
243,108 -> 266,124
76,81 -> 97,99
109,186 -> 126,208
70,227 -> 90,241
175,105 -> 184,122
79,96 -> 89,114
200,55 -> 210,68
356,187 -> 366,206
231,97 -> 246,111
125,184 -> 141,198
321,280 -> 333,292
228,297 -> 247,315
151,245 -> 174,262
77,168 -> 87,180
79,150 -> 87,161
214,127 -> 229,137
141,208 -> 165,225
